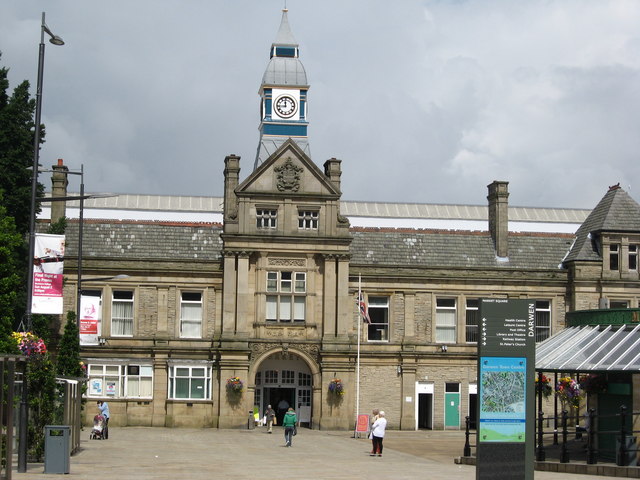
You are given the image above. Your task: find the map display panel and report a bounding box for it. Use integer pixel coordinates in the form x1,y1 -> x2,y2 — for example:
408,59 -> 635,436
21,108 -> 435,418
479,356 -> 526,442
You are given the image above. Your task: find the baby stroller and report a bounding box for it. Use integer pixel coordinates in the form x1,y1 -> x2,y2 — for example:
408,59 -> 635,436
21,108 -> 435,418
90,414 -> 106,440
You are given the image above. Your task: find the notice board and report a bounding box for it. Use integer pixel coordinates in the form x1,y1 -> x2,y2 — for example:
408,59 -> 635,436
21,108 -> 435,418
477,299 -> 535,480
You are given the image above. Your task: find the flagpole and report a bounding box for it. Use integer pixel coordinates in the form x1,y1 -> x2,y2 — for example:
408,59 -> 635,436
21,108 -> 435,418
356,274 -> 361,436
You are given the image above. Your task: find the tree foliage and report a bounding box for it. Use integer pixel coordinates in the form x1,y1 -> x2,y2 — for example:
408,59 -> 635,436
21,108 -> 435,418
56,311 -> 84,378
0,201 -> 22,353
0,53 -> 46,332
27,354 -> 58,461
0,54 -> 43,237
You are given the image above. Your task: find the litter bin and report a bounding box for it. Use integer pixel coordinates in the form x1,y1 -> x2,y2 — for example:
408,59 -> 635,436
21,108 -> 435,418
44,425 -> 70,474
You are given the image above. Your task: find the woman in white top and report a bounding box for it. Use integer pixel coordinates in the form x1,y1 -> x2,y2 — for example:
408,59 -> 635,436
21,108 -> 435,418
370,411 -> 387,457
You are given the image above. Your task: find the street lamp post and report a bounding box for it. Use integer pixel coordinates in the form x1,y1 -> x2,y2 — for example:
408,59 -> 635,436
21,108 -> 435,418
20,12 -> 64,473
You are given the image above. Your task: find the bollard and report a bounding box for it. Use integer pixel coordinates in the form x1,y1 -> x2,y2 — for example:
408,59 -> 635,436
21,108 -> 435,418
536,410 -> 546,461
586,408 -> 597,465
463,416 -> 471,457
617,405 -> 627,467
560,410 -> 569,463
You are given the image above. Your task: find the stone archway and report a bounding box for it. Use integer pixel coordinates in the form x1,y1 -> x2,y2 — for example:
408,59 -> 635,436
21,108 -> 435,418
250,347 -> 320,427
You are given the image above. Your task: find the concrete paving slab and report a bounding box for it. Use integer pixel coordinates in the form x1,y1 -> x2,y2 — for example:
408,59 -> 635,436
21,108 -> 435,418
14,427 -> 623,480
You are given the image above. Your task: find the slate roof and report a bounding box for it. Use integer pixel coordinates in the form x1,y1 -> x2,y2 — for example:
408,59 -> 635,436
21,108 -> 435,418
564,186 -> 640,263
350,229 -> 573,270
63,221 -> 224,262
57,220 -> 575,272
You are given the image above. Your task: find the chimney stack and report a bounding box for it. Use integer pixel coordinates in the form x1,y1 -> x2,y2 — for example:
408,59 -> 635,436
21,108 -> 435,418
323,158 -> 342,193
487,180 -> 509,258
51,158 -> 69,223
223,155 -> 240,233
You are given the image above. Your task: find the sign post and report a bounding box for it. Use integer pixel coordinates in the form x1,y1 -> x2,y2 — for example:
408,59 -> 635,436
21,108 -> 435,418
477,299 -> 536,480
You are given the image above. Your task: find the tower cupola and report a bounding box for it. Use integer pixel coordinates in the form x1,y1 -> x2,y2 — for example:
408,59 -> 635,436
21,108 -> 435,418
254,9 -> 310,170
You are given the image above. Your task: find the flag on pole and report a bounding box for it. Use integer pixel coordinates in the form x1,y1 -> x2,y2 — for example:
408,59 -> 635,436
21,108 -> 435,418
358,293 -> 371,324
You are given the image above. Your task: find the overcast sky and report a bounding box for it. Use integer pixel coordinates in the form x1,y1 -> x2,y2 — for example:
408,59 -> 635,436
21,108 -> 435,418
1,1 -> 639,210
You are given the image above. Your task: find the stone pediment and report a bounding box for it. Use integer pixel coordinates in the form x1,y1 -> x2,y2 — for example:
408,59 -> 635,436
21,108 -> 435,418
237,139 -> 340,198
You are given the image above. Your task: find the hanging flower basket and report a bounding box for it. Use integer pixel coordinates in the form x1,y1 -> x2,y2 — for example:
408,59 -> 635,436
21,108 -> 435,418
535,374 -> 553,398
226,376 -> 244,394
555,377 -> 582,409
580,374 -> 607,394
12,332 -> 47,357
328,378 -> 344,396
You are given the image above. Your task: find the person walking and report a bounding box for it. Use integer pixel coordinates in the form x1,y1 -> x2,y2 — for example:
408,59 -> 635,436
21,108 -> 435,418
265,404 -> 276,433
370,411 -> 387,457
369,409 -> 380,454
97,400 -> 110,439
282,407 -> 297,447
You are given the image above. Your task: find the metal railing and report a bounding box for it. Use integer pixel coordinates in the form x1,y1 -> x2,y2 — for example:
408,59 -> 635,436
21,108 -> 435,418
1,355 -> 27,480
463,405 -> 640,467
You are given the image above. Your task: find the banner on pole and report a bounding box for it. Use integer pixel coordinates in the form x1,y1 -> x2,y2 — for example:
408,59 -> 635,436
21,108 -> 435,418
32,233 -> 65,314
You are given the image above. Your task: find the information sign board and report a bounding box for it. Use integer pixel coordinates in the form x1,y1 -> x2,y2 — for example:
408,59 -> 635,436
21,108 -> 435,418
477,299 -> 535,480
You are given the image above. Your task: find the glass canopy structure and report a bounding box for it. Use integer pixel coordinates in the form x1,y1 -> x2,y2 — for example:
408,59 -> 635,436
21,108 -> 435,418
536,323 -> 640,372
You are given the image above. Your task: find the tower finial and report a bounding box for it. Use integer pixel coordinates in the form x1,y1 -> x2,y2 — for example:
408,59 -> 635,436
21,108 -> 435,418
283,0 -> 287,12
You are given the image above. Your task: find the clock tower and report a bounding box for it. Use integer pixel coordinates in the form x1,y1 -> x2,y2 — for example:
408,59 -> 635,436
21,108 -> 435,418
254,9 -> 310,170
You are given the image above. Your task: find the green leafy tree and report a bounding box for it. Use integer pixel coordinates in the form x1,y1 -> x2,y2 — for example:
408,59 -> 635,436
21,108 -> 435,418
56,311 -> 84,377
26,354 -> 57,460
0,53 -> 46,331
0,54 -> 42,237
0,201 -> 22,353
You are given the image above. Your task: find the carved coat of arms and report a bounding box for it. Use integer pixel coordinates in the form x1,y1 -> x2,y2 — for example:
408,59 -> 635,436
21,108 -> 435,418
275,158 -> 303,192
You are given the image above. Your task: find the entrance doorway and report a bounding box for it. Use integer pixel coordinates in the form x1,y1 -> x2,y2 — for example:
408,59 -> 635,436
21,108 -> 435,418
468,383 -> 477,429
265,387 -> 295,425
418,394 -> 433,429
415,381 -> 434,429
444,382 -> 460,429
254,352 -> 313,427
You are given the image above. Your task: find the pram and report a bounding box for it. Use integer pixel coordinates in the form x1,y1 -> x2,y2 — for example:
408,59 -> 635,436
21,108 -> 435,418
90,414 -> 106,440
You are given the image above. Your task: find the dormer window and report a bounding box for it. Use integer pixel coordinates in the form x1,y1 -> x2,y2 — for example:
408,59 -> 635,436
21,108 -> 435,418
257,209 -> 278,229
298,210 -> 318,230
609,244 -> 620,271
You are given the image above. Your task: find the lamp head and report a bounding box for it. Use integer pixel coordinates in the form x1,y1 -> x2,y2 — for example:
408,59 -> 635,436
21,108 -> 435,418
49,35 -> 65,46
42,23 -> 65,46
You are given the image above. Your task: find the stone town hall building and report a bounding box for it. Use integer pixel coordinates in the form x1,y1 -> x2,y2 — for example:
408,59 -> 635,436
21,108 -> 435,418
48,10 -> 640,430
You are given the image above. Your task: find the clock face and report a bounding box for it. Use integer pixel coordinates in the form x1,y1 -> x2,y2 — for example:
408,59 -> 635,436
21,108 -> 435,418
275,95 -> 297,118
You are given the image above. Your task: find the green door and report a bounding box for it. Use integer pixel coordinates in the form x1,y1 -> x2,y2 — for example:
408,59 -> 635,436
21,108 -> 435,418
445,383 -> 461,428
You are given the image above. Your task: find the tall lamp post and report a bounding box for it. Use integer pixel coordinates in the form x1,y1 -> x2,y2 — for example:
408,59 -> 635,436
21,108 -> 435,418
24,12 -> 65,332
19,12 -> 64,473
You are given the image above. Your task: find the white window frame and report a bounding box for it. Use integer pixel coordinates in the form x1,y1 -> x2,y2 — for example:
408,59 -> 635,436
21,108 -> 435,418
168,364 -> 212,400
367,296 -> 389,342
111,290 -> 134,337
180,291 -> 203,338
256,208 -> 278,229
436,298 -> 457,343
298,210 -> 318,230
535,300 -> 551,343
265,271 -> 306,322
86,362 -> 153,399
465,299 -> 479,344
281,370 -> 295,384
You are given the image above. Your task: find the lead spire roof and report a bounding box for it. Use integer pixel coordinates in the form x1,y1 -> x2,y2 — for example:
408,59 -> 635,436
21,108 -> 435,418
273,8 -> 298,47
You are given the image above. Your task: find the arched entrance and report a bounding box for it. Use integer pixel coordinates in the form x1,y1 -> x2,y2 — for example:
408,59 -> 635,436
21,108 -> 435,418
253,351 -> 313,427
